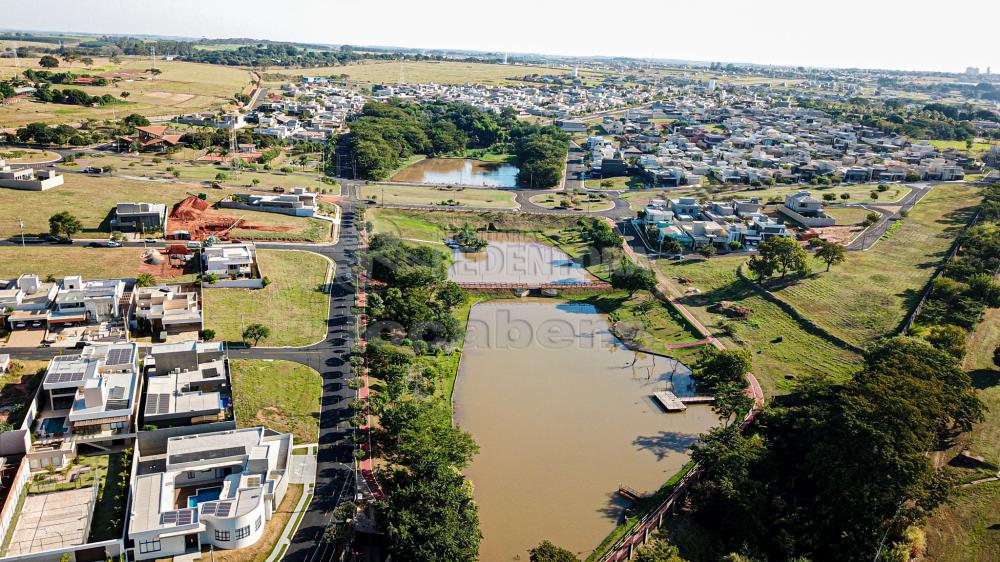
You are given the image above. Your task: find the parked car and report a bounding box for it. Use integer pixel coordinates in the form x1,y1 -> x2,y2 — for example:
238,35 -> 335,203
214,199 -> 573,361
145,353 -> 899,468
186,241 -> 203,250
83,166 -> 103,174
106,241 -> 122,248
669,254 -> 684,260
87,241 -> 105,248
272,186 -> 286,193
145,238 -> 159,244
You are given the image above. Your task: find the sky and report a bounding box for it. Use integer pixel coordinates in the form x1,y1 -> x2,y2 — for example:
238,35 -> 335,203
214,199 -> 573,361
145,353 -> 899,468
3,0 -> 998,73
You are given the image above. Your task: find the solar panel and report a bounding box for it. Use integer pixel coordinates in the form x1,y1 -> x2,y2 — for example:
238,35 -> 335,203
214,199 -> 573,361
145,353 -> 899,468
47,371 -> 86,384
107,347 -> 134,365
203,367 -> 219,379
108,386 -> 126,400
177,510 -> 193,525
169,446 -> 246,465
201,503 -> 216,516
214,502 -> 233,517
161,511 -> 177,524
145,393 -> 171,415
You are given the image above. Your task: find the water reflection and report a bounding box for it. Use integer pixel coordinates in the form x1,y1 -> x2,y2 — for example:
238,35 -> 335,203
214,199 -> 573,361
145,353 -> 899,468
391,158 -> 520,187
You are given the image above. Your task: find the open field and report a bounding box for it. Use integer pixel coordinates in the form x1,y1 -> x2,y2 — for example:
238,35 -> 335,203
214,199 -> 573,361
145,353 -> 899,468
203,250 -> 331,346
824,206 -> 872,225
0,148 -> 60,163
659,256 -> 861,396
368,208 -> 448,243
922,139 -> 996,154
0,246 -> 195,282
267,60 -> 592,85
621,183 -> 910,211
584,175 -> 649,190
0,56 -> 252,126
362,184 -> 517,208
231,360 -> 322,443
80,154 -> 340,195
768,182 -> 981,347
529,193 -> 615,212
0,173 -> 330,241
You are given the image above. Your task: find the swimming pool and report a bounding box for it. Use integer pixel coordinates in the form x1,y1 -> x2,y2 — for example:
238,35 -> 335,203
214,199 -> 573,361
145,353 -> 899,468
40,417 -> 66,434
188,486 -> 223,508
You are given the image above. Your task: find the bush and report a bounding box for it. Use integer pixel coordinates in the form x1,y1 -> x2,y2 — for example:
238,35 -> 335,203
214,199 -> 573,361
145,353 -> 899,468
199,329 -> 216,341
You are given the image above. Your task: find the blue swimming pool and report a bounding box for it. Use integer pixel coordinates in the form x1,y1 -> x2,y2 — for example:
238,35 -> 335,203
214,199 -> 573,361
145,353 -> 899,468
188,486 -> 223,508
40,417 -> 66,434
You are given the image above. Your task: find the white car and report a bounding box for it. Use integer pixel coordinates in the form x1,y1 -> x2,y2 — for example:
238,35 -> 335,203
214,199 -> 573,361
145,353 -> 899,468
106,240 -> 122,248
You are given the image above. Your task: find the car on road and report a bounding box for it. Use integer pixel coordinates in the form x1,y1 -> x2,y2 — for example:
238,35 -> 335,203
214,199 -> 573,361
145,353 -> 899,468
45,235 -> 73,244
145,238 -> 159,244
88,240 -> 121,248
83,166 -> 103,174
106,240 -> 122,247
669,254 -> 684,260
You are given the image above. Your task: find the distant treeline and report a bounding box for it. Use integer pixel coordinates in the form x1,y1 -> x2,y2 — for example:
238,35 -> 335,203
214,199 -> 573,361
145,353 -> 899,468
342,99 -> 569,187
798,97 -> 1000,141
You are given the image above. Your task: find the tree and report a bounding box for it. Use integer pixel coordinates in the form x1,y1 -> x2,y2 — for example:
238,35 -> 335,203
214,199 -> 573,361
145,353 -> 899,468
660,237 -> 683,255
634,531 -> 688,562
925,324 -> 967,360
610,257 -> 657,295
199,329 -> 215,341
695,348 -> 751,391
81,57 -> 94,67
135,273 -> 156,287
122,113 -> 148,127
698,244 -> 717,258
48,211 -> 82,239
530,540 -> 579,562
815,241 -> 846,272
119,91 -> 130,99
712,380 -> 755,428
749,236 -> 809,280
242,323 -> 271,346
38,55 -> 59,68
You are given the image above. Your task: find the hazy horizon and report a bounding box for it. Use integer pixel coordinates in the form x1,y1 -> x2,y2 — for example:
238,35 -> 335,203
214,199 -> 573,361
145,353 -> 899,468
3,0 -> 999,74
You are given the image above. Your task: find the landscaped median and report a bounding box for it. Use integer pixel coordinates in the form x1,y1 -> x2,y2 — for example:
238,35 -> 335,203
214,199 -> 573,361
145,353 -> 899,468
203,249 -> 333,347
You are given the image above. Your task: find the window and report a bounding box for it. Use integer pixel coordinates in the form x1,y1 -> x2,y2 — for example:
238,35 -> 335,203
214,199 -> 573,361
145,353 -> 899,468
187,471 -> 196,479
138,539 -> 161,554
234,525 -> 251,540
215,529 -> 230,542
255,516 -> 262,530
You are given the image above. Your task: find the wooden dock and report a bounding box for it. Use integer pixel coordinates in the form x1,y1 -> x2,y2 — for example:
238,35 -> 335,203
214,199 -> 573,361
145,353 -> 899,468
652,391 -> 687,412
652,392 -> 715,412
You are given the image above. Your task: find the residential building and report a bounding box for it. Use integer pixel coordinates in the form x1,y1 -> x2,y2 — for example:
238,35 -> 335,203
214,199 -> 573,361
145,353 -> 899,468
1,274 -> 57,330
0,158 -> 65,191
132,285 -> 202,339
22,343 -> 140,470
48,276 -> 127,327
142,341 -> 229,428
203,243 -> 257,279
669,197 -> 702,220
113,202 -> 169,233
242,188 -> 318,217
128,427 -> 292,560
118,126 -> 183,153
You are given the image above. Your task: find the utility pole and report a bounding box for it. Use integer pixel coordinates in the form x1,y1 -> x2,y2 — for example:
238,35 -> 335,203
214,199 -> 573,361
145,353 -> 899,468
12,47 -> 17,68
149,46 -> 156,80
17,219 -> 25,247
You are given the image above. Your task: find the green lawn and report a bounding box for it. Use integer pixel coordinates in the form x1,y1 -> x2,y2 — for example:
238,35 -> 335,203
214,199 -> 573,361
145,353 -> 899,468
203,250 -> 331,346
368,208 -> 448,243
88,452 -> 129,542
659,256 -> 861,396
824,206 -> 872,226
768,183 -> 982,347
362,184 -> 516,208
922,139 -> 995,154
230,360 -> 322,443
529,193 -> 615,212
585,175 -> 649,190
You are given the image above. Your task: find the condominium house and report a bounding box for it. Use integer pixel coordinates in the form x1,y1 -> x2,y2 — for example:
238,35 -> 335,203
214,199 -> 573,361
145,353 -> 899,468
142,341 -> 230,429
132,285 -> 202,339
677,220 -> 727,248
779,190 -> 835,227
669,197 -> 702,220
241,188 -> 318,217
21,343 -> 140,470
48,275 -> 127,327
113,202 -> 169,233
203,243 -> 257,279
0,158 -> 65,191
129,427 -> 292,560
118,125 -> 183,153
1,274 -> 58,330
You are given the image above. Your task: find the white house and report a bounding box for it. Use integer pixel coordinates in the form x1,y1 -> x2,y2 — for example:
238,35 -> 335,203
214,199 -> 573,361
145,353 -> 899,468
129,427 -> 292,560
203,243 -> 257,279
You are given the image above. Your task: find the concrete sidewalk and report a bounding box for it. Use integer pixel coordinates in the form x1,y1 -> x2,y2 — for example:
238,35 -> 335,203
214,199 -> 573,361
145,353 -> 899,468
264,447 -> 318,562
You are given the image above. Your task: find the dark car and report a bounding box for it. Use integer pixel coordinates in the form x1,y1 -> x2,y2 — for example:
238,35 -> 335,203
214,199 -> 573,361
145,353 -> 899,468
87,241 -> 105,248
47,235 -> 72,244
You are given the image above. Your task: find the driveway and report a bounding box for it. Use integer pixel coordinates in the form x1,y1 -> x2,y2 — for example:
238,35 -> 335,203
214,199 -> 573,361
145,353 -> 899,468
4,329 -> 45,348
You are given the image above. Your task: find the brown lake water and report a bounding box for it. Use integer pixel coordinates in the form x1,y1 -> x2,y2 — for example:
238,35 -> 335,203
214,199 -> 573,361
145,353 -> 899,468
453,301 -> 717,561
391,158 -> 520,187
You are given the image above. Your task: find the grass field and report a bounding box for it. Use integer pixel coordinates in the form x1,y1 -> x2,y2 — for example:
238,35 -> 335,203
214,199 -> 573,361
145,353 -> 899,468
203,250 -> 331,346
268,60 -> 591,85
0,148 -> 60,163
0,173 -> 330,241
0,247 -> 195,281
0,55 -> 253,126
768,182 -> 981,347
82,154 -> 340,195
922,139 -> 996,154
362,184 -> 516,208
585,175 -> 649,190
622,183 -> 910,211
659,256 -> 861,396
528,193 -> 615,212
824,206 -> 872,226
230,360 -> 322,443
368,208 -> 448,243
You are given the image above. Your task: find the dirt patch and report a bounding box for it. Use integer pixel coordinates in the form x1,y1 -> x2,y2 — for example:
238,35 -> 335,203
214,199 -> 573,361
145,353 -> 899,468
168,196 -> 293,241
810,225 -> 862,245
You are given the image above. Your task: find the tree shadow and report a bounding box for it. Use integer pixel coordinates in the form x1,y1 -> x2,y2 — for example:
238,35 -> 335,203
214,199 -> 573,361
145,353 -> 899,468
632,430 -> 698,461
969,369 -> 1000,391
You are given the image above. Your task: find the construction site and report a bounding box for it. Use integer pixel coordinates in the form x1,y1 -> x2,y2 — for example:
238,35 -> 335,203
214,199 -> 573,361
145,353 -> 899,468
166,195 -> 296,241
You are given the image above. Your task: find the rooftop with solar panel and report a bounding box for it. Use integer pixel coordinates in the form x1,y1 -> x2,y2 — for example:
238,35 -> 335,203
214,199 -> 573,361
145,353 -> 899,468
141,340 -> 232,428
128,427 -> 293,559
20,342 -> 140,469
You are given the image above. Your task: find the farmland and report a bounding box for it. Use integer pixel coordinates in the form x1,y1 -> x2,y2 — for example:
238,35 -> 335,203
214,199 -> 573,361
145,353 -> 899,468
265,60 -> 592,85
0,55 -> 253,126
766,182 -> 982,347
203,249 -> 331,347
